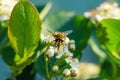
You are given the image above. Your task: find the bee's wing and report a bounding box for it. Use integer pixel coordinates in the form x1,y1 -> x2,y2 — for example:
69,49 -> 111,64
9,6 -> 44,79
47,28 -> 55,34
63,30 -> 73,36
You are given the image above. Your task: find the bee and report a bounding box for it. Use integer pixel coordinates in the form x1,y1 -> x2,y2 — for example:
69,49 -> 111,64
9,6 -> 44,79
47,29 -> 72,51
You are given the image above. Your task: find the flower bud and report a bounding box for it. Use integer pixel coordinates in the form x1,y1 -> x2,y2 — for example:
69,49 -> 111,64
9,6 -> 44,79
46,47 -> 54,58
70,68 -> 78,77
69,40 -> 76,51
63,69 -> 71,77
52,65 -> 59,72
69,44 -> 76,51
65,37 -> 70,44
69,40 -> 75,44
64,51 -> 73,58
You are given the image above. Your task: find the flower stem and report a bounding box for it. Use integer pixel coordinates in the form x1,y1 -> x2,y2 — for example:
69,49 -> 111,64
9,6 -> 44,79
49,71 -> 54,80
41,43 -> 52,80
45,56 -> 50,79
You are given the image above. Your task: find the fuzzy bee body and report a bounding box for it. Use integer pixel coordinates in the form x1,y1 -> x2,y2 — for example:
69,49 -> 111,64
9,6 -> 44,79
48,30 -> 72,51
53,32 -> 66,50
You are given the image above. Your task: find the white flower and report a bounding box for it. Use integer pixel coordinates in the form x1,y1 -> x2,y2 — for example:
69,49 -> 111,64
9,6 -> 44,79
96,2 -> 120,21
56,46 -> 73,59
64,51 -> 73,58
55,44 -> 69,58
0,0 -> 18,21
63,69 -> 71,77
52,65 -> 59,72
46,47 -> 54,58
95,15 -> 104,22
64,37 -> 70,44
84,2 -> 120,23
84,11 -> 92,18
84,9 -> 98,18
65,57 -> 79,68
97,2 -> 118,12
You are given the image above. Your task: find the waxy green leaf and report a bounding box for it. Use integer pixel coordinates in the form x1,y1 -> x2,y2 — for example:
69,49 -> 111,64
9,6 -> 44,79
8,1 -> 41,59
97,19 -> 120,64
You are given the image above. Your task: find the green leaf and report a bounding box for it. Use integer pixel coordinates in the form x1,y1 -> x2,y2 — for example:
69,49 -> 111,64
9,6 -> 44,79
6,1 -> 42,72
42,11 -> 92,58
8,1 -> 41,59
96,19 -> 120,64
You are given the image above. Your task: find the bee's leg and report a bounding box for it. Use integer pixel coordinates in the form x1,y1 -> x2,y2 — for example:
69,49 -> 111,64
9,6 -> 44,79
57,41 -> 60,51
53,39 -> 57,46
59,40 -> 64,51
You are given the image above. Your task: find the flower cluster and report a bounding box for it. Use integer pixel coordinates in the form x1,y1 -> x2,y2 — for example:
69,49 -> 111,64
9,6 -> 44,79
0,0 -> 18,21
84,2 -> 120,23
41,30 -> 79,79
